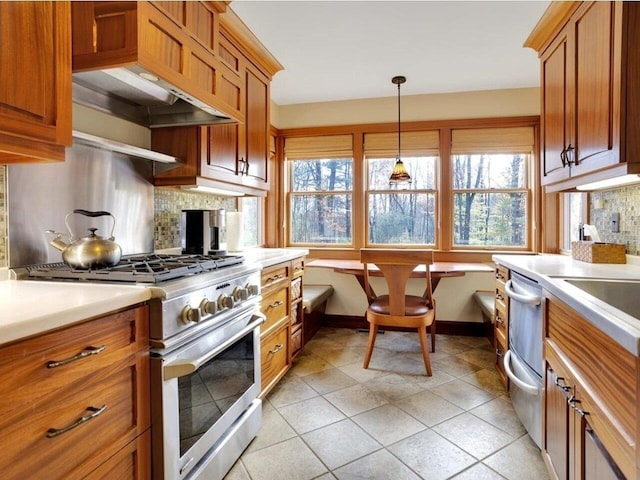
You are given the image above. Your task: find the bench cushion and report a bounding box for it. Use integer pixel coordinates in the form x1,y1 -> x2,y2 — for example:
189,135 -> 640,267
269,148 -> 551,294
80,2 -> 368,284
473,290 -> 494,321
303,284 -> 334,312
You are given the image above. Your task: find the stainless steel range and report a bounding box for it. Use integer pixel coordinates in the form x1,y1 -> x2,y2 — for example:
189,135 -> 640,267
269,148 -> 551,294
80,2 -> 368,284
14,253 -> 265,480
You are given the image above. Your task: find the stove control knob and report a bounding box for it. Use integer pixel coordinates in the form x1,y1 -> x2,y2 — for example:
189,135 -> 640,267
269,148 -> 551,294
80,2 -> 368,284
200,298 -> 218,316
233,286 -> 249,302
218,294 -> 234,310
246,284 -> 259,297
181,305 -> 202,324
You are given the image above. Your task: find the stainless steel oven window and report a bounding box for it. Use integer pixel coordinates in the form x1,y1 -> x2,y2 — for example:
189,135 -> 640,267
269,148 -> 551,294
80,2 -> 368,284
178,329 -> 256,455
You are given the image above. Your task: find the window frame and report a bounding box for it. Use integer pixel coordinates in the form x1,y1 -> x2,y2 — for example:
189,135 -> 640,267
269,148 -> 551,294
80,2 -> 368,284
278,116 -> 540,256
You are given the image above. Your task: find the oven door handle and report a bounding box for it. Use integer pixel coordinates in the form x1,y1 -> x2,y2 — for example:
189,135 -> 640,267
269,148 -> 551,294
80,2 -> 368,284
164,313 -> 266,380
503,350 -> 539,396
504,280 -> 542,305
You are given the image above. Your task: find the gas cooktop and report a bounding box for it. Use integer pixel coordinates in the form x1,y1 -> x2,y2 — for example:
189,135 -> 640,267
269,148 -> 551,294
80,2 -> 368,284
14,253 -> 245,284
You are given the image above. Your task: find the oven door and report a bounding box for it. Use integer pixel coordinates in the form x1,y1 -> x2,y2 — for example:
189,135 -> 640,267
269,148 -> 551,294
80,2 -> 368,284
151,309 -> 265,480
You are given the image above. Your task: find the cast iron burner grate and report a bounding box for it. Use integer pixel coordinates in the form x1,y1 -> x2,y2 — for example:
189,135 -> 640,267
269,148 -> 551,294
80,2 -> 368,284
22,253 -> 245,283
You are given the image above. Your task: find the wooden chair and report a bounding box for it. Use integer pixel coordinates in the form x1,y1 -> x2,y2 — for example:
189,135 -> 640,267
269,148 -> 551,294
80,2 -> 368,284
360,248 -> 436,376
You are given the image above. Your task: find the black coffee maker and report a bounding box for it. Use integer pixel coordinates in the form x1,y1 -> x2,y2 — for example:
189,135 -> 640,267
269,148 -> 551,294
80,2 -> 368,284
181,209 -> 227,255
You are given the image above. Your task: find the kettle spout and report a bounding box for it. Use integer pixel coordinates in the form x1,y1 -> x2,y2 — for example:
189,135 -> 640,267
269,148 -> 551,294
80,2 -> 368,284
46,230 -> 69,251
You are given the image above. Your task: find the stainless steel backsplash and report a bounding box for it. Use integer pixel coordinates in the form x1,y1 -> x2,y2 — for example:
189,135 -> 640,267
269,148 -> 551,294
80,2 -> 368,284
7,144 -> 154,267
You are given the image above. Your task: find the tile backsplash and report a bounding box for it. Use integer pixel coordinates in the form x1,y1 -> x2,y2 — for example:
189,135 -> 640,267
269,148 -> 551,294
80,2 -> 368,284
154,187 -> 236,251
590,185 -> 640,256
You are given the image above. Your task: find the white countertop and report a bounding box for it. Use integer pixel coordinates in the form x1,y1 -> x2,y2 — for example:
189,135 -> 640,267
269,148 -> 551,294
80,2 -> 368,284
493,254 -> 640,355
0,281 -> 152,346
0,248 -> 308,347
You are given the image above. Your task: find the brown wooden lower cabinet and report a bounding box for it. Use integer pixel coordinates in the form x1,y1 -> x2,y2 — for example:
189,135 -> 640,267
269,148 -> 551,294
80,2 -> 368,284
543,294 -> 636,480
0,304 -> 150,480
259,256 -> 306,398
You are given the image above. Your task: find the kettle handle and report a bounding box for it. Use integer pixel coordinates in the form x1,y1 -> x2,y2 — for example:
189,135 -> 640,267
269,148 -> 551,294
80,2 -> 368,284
65,210 -> 117,241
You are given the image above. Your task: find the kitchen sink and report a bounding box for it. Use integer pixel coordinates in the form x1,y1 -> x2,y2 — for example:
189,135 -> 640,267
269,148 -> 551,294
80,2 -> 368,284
564,279 -> 640,320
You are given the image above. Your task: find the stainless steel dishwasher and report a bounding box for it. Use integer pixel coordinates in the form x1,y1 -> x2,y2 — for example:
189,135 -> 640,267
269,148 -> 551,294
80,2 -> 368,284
504,270 -> 544,448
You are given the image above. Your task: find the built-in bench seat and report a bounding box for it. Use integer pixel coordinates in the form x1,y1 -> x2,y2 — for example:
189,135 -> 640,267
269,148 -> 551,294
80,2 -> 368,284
473,290 -> 494,323
302,284 -> 334,343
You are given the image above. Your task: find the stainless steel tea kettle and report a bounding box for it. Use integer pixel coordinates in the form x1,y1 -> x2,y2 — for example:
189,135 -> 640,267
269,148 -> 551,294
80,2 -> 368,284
48,210 -> 122,269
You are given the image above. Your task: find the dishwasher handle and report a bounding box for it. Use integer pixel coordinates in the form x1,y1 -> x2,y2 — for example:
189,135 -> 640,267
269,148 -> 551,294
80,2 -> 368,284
505,279 -> 542,305
503,350 -> 539,396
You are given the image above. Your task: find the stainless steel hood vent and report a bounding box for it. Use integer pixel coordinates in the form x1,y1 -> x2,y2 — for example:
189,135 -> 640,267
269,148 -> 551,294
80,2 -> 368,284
73,66 -> 235,128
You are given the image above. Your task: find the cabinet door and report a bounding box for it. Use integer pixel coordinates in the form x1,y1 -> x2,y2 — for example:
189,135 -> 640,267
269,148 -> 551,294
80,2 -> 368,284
243,64 -> 269,184
581,420 -> 625,480
0,1 -> 71,163
570,1 -> 616,176
544,365 -> 571,480
541,31 -> 570,185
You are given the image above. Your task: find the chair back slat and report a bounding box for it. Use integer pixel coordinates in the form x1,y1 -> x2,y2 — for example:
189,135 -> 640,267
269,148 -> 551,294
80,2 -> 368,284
360,249 -> 434,315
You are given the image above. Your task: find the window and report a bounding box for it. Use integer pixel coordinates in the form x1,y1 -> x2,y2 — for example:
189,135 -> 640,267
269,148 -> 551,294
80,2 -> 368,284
561,192 -> 588,251
451,127 -> 534,248
286,136 -> 353,245
365,131 -> 438,246
282,119 -> 538,252
239,197 -> 261,247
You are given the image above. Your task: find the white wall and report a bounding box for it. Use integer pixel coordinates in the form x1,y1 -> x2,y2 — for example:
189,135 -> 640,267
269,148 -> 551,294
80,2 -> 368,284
304,267 -> 495,323
272,86 -> 539,129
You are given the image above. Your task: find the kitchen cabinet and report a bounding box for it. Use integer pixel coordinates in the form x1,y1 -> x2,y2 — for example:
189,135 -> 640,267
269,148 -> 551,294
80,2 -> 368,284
152,37 -> 272,195
0,1 -> 72,163
527,1 -> 640,190
543,293 -> 636,480
259,256 -> 306,397
0,303 -> 150,480
71,1 -> 241,122
493,263 -> 509,387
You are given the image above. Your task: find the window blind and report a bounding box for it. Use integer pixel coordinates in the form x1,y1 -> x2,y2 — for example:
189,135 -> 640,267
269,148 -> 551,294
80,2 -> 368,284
285,135 -> 353,160
451,126 -> 535,154
364,131 -> 439,157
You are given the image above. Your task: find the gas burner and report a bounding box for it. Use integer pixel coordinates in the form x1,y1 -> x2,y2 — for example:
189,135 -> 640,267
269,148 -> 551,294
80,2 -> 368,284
18,253 -> 245,284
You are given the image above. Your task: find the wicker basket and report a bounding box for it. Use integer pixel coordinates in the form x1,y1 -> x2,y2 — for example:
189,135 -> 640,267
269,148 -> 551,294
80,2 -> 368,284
571,241 -> 626,264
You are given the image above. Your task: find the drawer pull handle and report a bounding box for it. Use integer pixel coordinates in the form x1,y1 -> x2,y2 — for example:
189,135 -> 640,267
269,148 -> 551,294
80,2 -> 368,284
568,396 -> 589,417
268,300 -> 284,309
495,293 -> 504,301
46,345 -> 106,369
269,344 -> 284,355
46,405 -> 107,438
495,316 -> 504,326
554,376 -> 572,392
495,348 -> 504,358
496,272 -> 504,280
266,274 -> 284,283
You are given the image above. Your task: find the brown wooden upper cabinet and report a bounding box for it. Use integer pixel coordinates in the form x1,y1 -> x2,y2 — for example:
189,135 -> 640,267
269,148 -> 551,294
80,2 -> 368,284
0,1 -> 72,163
71,1 -> 243,122
526,1 -> 640,191
152,10 -> 281,195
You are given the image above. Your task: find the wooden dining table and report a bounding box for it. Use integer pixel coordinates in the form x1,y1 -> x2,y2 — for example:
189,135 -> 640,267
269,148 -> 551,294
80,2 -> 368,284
306,258 -> 495,293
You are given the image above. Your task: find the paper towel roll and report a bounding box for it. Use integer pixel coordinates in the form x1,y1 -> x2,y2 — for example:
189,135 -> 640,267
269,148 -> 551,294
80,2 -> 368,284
226,211 -> 244,252
583,224 -> 601,242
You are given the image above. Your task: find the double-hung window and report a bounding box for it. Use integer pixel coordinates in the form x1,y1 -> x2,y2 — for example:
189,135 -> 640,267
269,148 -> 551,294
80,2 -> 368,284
286,135 -> 353,245
364,131 -> 439,246
450,127 -> 534,248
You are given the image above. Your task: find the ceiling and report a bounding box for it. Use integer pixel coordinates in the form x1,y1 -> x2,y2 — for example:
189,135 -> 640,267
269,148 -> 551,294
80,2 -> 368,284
230,1 -> 551,106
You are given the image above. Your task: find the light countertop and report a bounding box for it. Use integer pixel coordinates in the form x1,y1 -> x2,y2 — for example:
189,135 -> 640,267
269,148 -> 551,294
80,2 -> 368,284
0,248 -> 308,347
493,254 -> 640,355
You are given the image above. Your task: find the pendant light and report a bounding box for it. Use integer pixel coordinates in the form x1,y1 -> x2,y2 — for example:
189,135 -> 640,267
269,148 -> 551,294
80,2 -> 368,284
389,75 -> 411,185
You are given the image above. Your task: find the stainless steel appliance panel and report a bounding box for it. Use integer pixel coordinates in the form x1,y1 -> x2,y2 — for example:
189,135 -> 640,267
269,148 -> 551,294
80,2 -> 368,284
7,144 -> 154,267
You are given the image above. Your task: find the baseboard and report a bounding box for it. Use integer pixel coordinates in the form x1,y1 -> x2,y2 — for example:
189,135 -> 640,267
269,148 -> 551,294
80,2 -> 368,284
323,314 -> 492,338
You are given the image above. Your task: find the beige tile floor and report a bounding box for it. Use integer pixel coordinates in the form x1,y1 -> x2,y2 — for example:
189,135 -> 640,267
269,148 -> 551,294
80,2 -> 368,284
225,327 -> 550,480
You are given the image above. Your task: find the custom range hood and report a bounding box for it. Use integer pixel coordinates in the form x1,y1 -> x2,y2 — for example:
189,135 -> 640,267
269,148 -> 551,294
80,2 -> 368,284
73,66 -> 235,129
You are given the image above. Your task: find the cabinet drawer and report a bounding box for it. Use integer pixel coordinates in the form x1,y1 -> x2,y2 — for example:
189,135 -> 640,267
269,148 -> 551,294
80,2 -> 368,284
84,429 -> 151,480
292,259 -> 304,278
261,326 -> 289,392
0,306 -> 147,415
0,362 -> 148,480
495,308 -> 508,339
495,264 -> 510,285
261,264 -> 288,290
495,287 -> 508,314
260,287 -> 289,333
